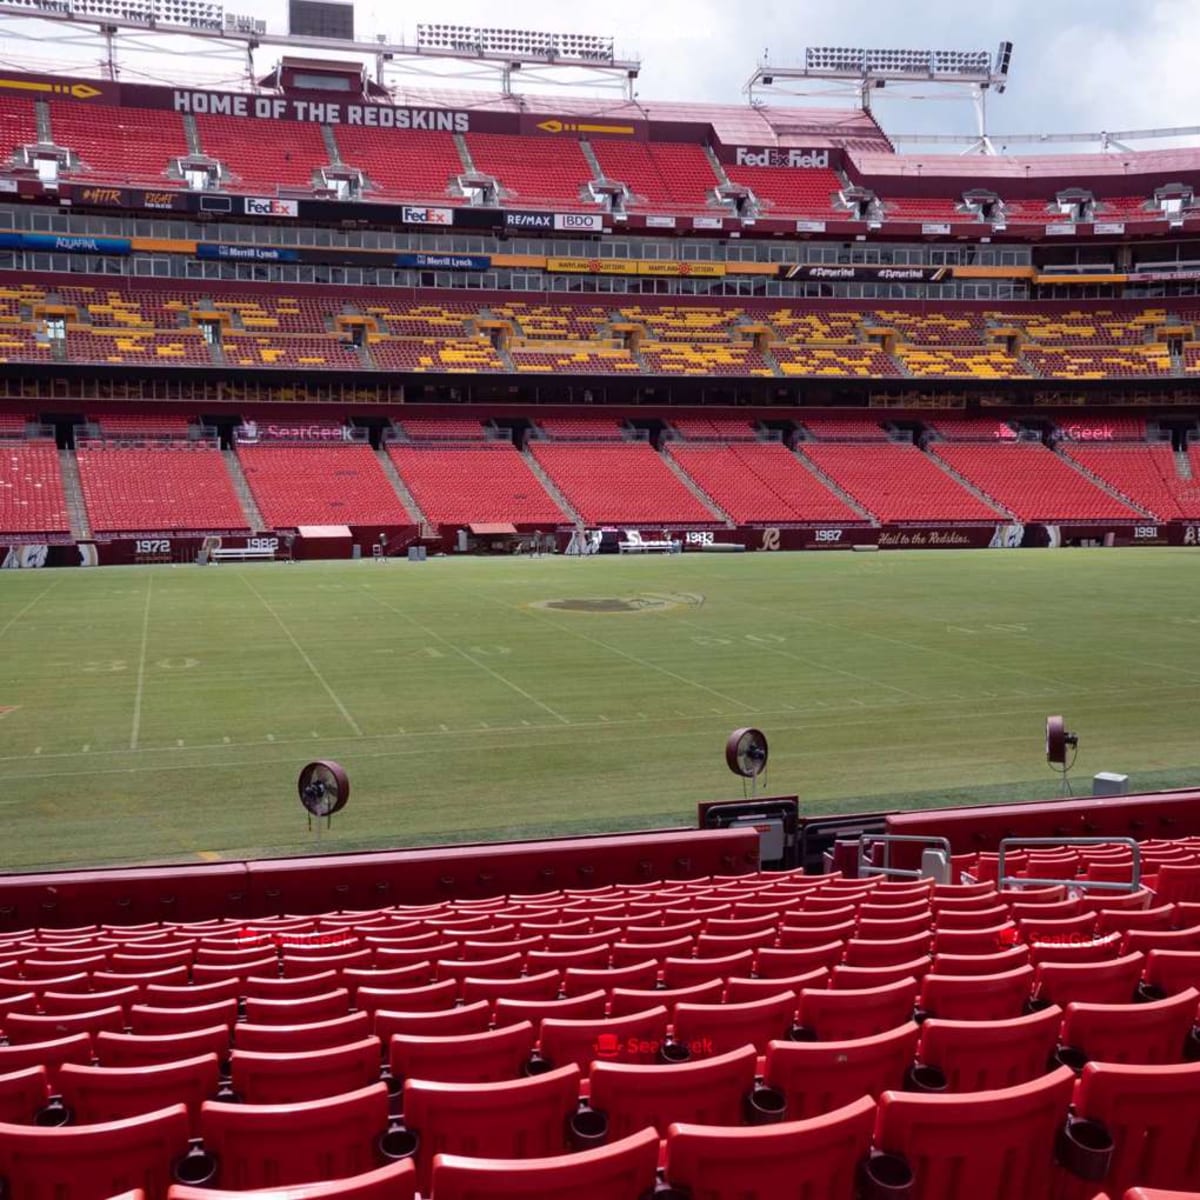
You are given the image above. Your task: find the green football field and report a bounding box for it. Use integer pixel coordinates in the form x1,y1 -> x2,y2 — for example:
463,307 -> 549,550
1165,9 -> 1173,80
1,548 -> 1198,871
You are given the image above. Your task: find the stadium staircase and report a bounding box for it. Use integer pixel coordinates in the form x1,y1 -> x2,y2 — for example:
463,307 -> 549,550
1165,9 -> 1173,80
1177,450 -> 1194,481
790,449 -> 877,524
221,448 -> 265,531
57,449 -> 91,540
33,100 -> 50,144
924,449 -> 1018,519
578,139 -> 605,182
454,133 -> 476,174
520,449 -> 584,526
321,125 -> 342,167
182,114 -> 202,156
660,449 -> 736,526
374,447 -> 429,531
1054,448 -> 1156,518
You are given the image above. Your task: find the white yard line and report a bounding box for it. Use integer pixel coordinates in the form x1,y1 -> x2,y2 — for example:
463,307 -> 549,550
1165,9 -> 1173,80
129,575 -> 153,750
364,587 -> 571,725
239,572 -> 363,737
0,578 -> 60,642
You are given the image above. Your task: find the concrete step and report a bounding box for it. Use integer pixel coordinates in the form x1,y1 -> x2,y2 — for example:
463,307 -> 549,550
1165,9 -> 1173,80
222,448 -> 266,531
454,133 -> 476,174
183,114 -> 202,156
579,139 -> 605,182
1055,448 -> 1154,518
34,100 -> 52,145
321,124 -> 342,167
790,448 -> 877,525
660,445 -> 734,526
522,449 -> 584,526
375,446 -> 429,529
1176,449 -> 1193,482
58,448 -> 91,541
924,448 -> 1015,519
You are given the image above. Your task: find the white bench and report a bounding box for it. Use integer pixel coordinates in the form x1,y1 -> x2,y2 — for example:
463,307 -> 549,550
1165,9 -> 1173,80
209,547 -> 276,562
618,531 -> 680,554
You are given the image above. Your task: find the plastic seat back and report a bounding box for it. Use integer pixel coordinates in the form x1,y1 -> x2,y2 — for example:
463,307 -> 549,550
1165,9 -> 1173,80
0,1067 -> 50,1125
765,1023 -> 921,1118
234,1012 -> 370,1053
96,1027 -> 230,1069
1073,1060 -> 1200,1196
167,1159 -> 415,1200
916,1007 -> 1063,1092
538,1007 -> 669,1072
1034,952 -> 1144,1006
918,965 -> 1034,1021
129,1001 -> 238,1036
672,991 -> 797,1056
242,990 -> 350,1026
430,1126 -> 659,1200
872,1067 -> 1075,1198
389,1022 -> 535,1085
587,1044 -> 757,1140
197,1082 -> 390,1190
0,1103 -> 190,1200
57,1055 -> 219,1132
663,1096 -> 877,1199
1061,990 -> 1198,1066
400,1065 -> 580,1194
230,1038 -> 381,1104
375,1001 -> 492,1041
796,978 -> 917,1041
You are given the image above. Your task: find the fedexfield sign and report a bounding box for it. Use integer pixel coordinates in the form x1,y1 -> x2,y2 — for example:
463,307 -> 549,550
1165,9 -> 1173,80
733,147 -> 831,169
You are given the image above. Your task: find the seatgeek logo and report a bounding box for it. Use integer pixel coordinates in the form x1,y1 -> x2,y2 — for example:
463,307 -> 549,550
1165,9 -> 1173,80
734,147 -> 830,169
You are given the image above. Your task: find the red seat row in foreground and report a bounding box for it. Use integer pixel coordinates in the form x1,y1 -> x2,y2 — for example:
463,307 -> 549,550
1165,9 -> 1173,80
2,1060 -> 1200,1199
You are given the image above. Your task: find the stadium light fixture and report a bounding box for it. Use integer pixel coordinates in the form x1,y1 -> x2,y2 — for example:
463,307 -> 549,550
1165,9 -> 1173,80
747,41 -> 1015,155
415,23 -> 615,63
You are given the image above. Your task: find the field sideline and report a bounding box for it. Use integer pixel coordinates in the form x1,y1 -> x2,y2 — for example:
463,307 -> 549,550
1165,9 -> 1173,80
1,548 -> 1197,871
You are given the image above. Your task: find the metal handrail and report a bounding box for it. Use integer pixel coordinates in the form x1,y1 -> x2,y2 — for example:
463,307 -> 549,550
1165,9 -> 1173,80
858,834 -> 952,881
997,836 -> 1141,893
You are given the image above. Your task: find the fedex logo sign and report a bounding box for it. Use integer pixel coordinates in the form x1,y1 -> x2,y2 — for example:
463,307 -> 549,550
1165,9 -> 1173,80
734,146 -> 830,169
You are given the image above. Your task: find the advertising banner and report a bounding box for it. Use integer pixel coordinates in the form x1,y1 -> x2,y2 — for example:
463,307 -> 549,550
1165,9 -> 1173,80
394,253 -> 492,271
554,212 -> 604,232
778,264 -> 951,283
196,243 -> 300,262
244,197 -> 298,218
0,232 -> 131,255
401,205 -> 455,226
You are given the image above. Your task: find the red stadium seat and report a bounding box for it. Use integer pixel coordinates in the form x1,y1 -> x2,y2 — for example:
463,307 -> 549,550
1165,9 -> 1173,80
662,1096 -> 878,1200
918,965 -> 1035,1020
389,1022 -> 535,1085
128,1001 -> 237,1036
1034,953 -> 1145,1006
168,1160 -> 416,1200
562,962 -> 658,997
1144,950 -> 1200,996
141,982 -> 240,1009
243,973 -> 339,1000
537,1007 -> 670,1072
40,988 -> 139,1016
1059,990 -> 1198,1065
756,942 -> 844,977
375,1001 -> 492,1041
56,1055 -> 219,1131
429,1126 -> 660,1200
723,969 -> 830,1003
672,992 -> 798,1056
608,979 -> 724,1018
1070,1061 -> 1200,1196
96,1027 -> 229,1069
241,990 -> 350,1025
662,951 -> 754,988
460,971 -> 561,1008
586,1044 -> 760,1139
493,990 -> 608,1028
764,1023 -> 922,1118
0,1103 -> 190,1200
398,1065 -> 581,1193
193,1083 -> 392,1190
229,1038 -> 381,1104
869,1067 -> 1077,1198
234,1012 -> 370,1053
915,1006 -> 1063,1092
1125,927 -> 1200,955
932,925 -> 1016,955
832,958 -> 933,990
3,1007 -> 124,1045
355,981 -> 456,1020
796,978 -> 918,1041
0,1067 -> 50,1125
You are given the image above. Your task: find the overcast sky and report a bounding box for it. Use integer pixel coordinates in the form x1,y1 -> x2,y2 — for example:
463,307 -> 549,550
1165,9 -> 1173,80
3,0 -> 1198,148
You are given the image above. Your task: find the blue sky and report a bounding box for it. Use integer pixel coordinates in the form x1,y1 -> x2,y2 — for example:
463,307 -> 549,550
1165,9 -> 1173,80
1,0 -> 1196,147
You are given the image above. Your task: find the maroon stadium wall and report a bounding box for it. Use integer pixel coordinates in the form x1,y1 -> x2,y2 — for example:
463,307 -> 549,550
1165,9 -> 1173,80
0,827 -> 760,931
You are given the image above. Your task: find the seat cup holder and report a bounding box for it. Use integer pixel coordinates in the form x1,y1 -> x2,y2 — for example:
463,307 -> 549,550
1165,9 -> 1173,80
568,1105 -> 608,1150
1024,996 -> 1052,1014
1135,980 -> 1166,1003
911,1007 -> 929,1026
377,1122 -> 419,1162
524,1052 -> 553,1076
1055,1116 -> 1114,1182
905,1062 -> 948,1093
1052,1044 -> 1089,1075
743,1085 -> 786,1125
34,1096 -> 71,1127
857,1149 -> 915,1200
787,1023 -> 817,1042
173,1140 -> 218,1187
658,1041 -> 691,1064
1186,1023 -> 1200,1062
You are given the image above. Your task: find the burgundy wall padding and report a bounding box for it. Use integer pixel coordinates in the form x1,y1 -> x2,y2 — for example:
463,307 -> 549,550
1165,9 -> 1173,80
0,828 -> 759,931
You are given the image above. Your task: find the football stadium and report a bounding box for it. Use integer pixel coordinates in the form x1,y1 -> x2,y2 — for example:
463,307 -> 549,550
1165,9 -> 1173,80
0,1 -> 1198,1196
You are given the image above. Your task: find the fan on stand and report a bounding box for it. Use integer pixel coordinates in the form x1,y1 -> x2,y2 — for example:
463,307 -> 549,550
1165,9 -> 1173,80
1045,715 -> 1079,795
298,760 -> 350,840
726,727 -> 769,797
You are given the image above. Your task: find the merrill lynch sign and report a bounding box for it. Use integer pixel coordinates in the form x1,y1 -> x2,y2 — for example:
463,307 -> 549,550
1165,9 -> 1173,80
734,147 -> 831,169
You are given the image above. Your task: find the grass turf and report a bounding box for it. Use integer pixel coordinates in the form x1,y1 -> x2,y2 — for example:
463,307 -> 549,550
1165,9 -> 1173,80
1,548 -> 1197,871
